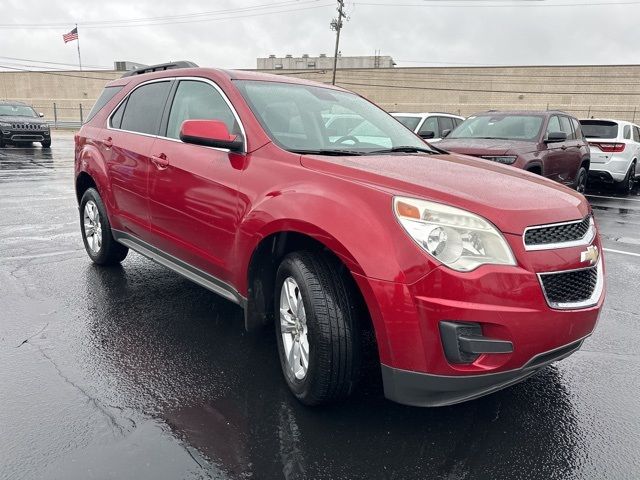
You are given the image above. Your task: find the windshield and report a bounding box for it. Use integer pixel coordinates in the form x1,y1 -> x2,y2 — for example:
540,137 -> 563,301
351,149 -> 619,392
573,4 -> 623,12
393,116 -> 421,131
579,120 -> 618,139
0,104 -> 38,118
235,80 -> 431,154
449,114 -> 544,141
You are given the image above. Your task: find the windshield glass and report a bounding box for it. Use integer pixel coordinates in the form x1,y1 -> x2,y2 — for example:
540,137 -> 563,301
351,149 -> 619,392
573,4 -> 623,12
0,104 -> 38,117
449,114 -> 544,141
235,80 -> 431,153
393,116 -> 421,131
579,120 -> 618,139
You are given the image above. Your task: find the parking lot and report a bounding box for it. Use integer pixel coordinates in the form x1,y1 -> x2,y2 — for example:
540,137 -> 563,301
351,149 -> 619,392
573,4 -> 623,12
1,132 -> 639,479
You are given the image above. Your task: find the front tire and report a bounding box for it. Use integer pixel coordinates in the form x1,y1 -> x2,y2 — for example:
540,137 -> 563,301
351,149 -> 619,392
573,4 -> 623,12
616,161 -> 636,194
275,252 -> 360,405
41,139 -> 51,148
80,188 -> 128,265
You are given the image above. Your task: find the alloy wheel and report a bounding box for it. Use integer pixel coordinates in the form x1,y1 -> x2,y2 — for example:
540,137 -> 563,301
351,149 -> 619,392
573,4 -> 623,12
83,200 -> 102,253
279,277 -> 309,380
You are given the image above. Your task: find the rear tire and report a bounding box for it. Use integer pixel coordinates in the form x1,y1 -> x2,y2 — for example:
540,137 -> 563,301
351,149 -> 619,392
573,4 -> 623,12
616,161 -> 636,194
79,188 -> 128,265
575,166 -> 588,194
275,251 -> 360,405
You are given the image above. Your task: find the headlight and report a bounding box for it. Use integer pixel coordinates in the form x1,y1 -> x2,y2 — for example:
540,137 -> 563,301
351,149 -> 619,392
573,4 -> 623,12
480,156 -> 517,165
393,197 -> 516,272
0,122 -> 11,128
41,124 -> 49,130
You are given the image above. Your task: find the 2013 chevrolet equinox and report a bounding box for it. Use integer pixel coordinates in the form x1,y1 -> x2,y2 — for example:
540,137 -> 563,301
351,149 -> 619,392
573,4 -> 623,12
74,62 -> 604,407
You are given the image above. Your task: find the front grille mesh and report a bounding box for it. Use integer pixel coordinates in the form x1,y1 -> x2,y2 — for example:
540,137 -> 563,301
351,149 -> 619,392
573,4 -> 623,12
540,266 -> 598,305
525,216 -> 591,246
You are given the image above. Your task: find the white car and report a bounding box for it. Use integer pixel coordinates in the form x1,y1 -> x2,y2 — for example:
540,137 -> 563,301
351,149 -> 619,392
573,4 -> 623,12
391,112 -> 465,142
580,119 -> 639,193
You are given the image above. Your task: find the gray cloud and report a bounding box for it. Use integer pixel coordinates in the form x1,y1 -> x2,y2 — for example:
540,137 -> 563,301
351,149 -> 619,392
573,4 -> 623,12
2,0 -> 639,70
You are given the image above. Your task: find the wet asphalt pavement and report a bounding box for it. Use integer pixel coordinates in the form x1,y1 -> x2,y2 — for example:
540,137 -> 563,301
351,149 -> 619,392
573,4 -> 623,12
1,132 -> 639,480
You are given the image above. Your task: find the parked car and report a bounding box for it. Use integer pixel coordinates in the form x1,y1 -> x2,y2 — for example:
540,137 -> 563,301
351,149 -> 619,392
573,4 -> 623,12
579,119 -> 639,193
391,112 -> 464,141
75,63 -> 604,407
438,111 -> 590,192
0,100 -> 51,148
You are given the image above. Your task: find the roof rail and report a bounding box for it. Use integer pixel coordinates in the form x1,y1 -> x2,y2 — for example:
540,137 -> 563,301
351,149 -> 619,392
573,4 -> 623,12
121,61 -> 199,78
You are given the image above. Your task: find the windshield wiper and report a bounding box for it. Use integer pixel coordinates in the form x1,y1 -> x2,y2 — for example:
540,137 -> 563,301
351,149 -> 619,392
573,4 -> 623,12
289,149 -> 364,156
368,146 -> 437,154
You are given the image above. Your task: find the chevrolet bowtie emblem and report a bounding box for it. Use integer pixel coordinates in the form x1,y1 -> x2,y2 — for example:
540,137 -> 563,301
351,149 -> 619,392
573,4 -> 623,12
580,245 -> 600,266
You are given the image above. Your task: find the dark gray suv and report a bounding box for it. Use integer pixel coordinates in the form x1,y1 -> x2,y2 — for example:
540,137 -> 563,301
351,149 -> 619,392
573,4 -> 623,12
0,101 -> 51,148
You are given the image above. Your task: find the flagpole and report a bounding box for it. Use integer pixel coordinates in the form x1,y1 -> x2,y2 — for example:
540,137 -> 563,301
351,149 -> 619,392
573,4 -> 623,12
75,24 -> 82,71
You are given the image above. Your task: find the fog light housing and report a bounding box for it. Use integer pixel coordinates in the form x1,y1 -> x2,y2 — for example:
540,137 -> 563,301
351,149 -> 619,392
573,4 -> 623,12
440,321 -> 513,364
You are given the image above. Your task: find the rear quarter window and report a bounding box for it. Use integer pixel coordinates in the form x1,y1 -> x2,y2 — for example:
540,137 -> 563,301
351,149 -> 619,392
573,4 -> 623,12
85,86 -> 123,124
579,120 -> 618,139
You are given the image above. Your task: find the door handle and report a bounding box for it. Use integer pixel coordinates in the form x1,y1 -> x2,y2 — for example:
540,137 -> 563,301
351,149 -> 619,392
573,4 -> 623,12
151,153 -> 169,169
103,137 -> 113,149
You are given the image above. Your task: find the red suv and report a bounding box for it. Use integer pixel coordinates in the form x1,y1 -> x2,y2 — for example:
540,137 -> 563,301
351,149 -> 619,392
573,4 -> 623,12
74,63 -> 604,407
438,111 -> 591,193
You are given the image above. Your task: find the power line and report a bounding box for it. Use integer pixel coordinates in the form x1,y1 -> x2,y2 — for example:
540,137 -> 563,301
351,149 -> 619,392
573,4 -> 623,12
0,56 -> 110,70
0,64 -> 116,81
0,1 -> 333,29
355,0 -> 640,8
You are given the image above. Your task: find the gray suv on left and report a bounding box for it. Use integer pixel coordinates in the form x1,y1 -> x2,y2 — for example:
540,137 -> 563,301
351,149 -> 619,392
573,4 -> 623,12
0,101 -> 51,148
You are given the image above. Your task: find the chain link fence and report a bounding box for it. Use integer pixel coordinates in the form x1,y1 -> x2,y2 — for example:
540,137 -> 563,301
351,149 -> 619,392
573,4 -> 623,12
32,102 -> 94,129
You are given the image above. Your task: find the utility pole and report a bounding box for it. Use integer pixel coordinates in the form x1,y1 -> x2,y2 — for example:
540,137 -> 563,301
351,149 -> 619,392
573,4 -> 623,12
330,0 -> 346,85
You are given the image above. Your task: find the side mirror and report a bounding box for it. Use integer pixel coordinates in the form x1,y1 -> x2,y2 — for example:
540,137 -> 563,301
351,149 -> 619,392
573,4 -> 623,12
38,113 -> 45,118
441,129 -> 451,138
419,130 -> 435,139
180,119 -> 244,152
545,131 -> 567,143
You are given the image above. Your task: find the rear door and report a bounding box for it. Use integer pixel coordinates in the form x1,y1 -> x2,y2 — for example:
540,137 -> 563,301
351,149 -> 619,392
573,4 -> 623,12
556,115 -> 583,184
105,79 -> 173,239
541,115 -> 566,182
147,78 -> 243,281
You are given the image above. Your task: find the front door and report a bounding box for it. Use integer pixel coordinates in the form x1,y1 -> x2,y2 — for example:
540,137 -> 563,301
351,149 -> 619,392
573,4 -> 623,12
147,78 -> 244,282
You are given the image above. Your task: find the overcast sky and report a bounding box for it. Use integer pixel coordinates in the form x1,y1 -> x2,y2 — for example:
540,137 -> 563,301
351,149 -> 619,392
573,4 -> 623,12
2,0 -> 640,71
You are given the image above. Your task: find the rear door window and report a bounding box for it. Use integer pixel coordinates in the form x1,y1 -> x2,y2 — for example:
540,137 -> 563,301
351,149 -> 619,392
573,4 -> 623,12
570,118 -> 585,140
579,120 -> 618,139
560,116 -> 575,140
119,81 -> 172,135
165,80 -> 239,140
633,126 -> 640,142
623,124 -> 632,140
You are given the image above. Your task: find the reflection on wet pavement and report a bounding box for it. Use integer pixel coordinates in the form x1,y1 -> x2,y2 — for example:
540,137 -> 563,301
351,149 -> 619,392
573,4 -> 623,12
1,134 -> 639,479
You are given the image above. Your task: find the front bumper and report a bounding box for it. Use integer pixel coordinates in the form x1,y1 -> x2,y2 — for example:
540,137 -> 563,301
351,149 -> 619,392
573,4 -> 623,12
381,337 -> 585,407
1,129 -> 50,143
352,236 -> 604,407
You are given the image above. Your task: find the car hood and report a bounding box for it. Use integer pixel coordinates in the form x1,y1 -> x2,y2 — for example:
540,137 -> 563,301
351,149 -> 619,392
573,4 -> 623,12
0,116 -> 47,125
437,138 -> 536,156
300,152 -> 588,235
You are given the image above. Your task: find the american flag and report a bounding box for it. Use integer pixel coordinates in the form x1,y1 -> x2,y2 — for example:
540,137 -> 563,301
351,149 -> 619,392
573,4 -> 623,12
63,27 -> 78,43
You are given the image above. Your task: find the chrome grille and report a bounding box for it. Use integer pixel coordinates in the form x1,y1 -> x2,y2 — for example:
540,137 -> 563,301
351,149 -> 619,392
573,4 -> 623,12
524,216 -> 594,250
11,123 -> 41,131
